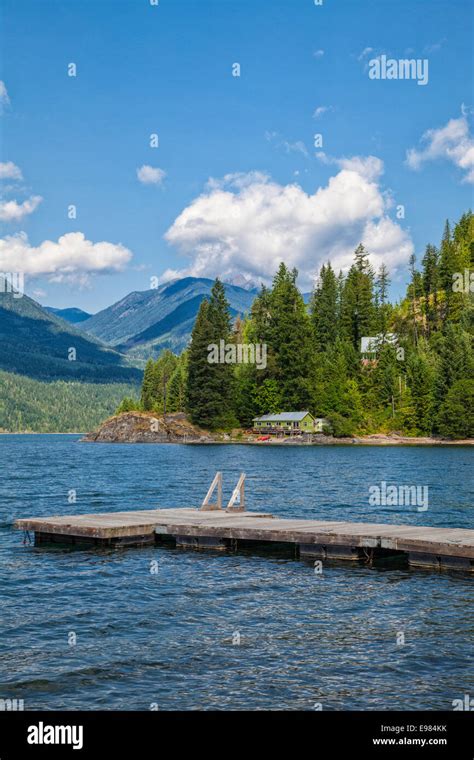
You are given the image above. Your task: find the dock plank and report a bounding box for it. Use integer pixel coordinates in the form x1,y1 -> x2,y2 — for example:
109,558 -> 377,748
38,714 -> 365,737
14,508 -> 474,570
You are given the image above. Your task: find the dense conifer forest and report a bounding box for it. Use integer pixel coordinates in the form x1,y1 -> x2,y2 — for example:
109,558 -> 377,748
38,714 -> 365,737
121,212 -> 473,440
0,373 -> 139,433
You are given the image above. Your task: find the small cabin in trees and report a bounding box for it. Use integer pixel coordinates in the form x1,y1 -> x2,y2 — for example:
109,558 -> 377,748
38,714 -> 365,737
252,411 -> 329,435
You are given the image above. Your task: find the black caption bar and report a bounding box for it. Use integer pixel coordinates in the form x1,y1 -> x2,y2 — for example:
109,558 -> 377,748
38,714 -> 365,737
0,711 -> 472,759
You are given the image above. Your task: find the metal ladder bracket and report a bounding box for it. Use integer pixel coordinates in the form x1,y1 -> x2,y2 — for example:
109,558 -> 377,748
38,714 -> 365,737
201,472 -> 223,511
226,473 -> 246,513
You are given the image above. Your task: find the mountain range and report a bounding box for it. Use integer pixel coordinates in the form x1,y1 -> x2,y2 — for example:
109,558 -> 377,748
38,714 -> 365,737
1,276 -> 311,385
79,277 -> 257,361
0,275 -> 298,431
0,277 -> 258,382
0,285 -> 141,383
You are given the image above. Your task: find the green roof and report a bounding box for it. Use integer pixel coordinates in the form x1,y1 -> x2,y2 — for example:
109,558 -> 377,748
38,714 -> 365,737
253,411 -> 313,422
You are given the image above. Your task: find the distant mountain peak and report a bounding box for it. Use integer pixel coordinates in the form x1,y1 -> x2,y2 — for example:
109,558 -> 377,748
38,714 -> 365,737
45,306 -> 92,324
223,274 -> 260,291
81,275 -> 257,360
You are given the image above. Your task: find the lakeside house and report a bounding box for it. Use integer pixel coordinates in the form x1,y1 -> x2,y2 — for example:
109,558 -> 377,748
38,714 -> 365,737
360,333 -> 398,360
252,411 -> 329,435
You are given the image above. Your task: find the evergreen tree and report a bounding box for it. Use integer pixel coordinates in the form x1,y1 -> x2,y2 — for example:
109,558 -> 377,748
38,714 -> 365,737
336,270 -> 345,330
207,278 -> 236,425
234,363 -> 259,426
397,384 -> 419,436
437,379 -> 474,438
167,354 -> 187,412
208,277 -> 232,336
116,396 -> 141,414
186,282 -> 237,429
310,262 -> 338,350
253,378 -> 283,415
406,344 -> 437,434
375,263 -> 391,338
438,219 -> 468,324
407,252 -> 422,345
154,350 -> 178,413
249,284 -> 272,341
185,299 -> 215,427
341,245 -> 376,349
421,243 -> 439,334
313,338 -> 349,415
141,359 -> 156,411
435,324 -> 473,407
266,263 -> 312,408
373,343 -> 399,416
439,220 -> 456,294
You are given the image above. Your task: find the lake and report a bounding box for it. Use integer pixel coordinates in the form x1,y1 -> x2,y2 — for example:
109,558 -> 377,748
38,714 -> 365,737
0,435 -> 472,710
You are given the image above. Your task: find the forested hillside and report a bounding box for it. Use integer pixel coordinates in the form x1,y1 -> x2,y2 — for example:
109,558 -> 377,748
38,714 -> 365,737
44,307 -> 92,324
0,287 -> 141,383
0,286 -> 142,431
0,371 -> 139,433
122,211 -> 474,439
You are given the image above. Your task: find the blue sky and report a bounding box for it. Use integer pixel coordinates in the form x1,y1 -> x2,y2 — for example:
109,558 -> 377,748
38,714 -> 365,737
0,0 -> 473,312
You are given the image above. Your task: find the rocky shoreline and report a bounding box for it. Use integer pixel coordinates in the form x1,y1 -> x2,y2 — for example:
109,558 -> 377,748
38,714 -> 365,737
81,412 -> 473,446
81,412 -> 213,444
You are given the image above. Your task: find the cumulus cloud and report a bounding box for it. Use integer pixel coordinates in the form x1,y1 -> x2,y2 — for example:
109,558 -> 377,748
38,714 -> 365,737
316,153 -> 384,182
137,165 -> 166,185
313,49 -> 325,58
0,195 -> 42,222
0,81 -> 10,111
406,113 -> 474,183
0,162 -> 23,181
162,162 -> 413,289
0,231 -> 132,282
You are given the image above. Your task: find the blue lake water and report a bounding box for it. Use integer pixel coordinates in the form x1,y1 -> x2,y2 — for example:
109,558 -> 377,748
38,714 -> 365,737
0,435 -> 472,710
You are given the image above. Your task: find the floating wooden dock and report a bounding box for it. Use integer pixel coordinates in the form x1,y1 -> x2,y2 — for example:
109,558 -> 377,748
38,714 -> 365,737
15,508 -> 474,572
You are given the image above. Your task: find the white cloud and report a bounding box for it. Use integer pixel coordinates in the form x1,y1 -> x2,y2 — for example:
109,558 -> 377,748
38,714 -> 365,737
265,131 -> 309,158
137,165 -> 166,185
0,195 -> 42,222
358,47 -> 373,61
0,164 -> 43,223
406,113 -> 474,183
0,81 -> 10,111
316,152 -> 384,182
358,48 -> 391,73
282,140 -> 308,157
423,38 -> 446,54
313,105 -> 333,120
0,162 -> 23,181
206,171 -> 269,191
162,163 -> 413,289
0,231 -> 132,282
313,49 -> 325,58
